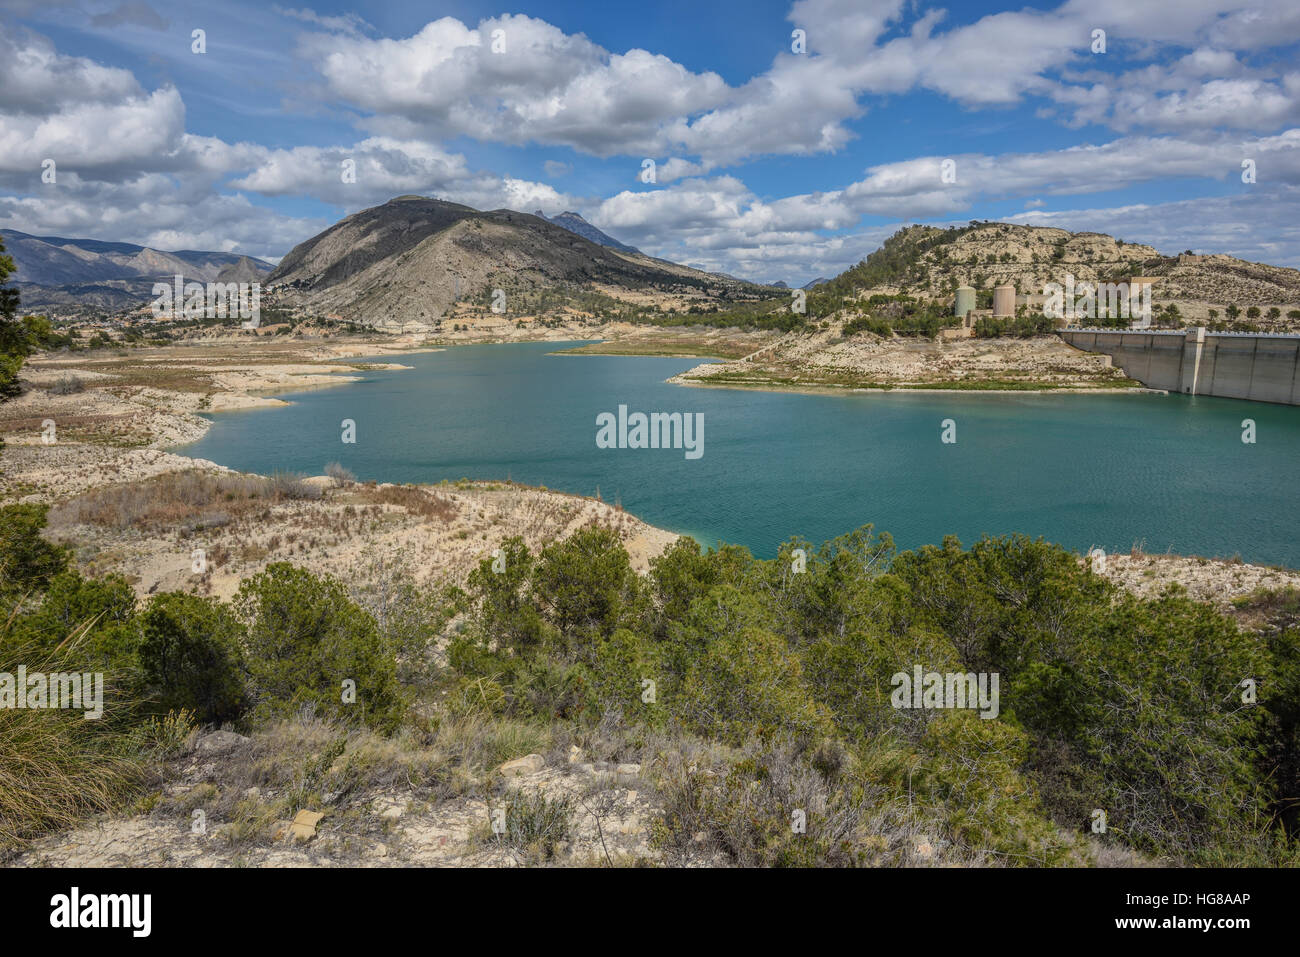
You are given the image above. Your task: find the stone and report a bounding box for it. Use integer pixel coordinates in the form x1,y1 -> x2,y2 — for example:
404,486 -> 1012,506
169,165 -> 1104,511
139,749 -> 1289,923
288,809 -> 326,842
616,763 -> 641,776
194,730 -> 249,753
567,745 -> 583,764
373,797 -> 407,820
497,754 -> 545,777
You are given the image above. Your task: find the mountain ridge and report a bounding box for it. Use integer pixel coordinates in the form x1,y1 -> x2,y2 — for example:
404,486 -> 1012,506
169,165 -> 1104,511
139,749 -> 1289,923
1,228 -> 274,313
534,210 -> 640,254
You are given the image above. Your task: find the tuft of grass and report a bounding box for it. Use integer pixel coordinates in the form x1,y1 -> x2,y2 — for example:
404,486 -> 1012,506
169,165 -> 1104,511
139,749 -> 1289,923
0,637 -> 150,853
490,789 -> 571,860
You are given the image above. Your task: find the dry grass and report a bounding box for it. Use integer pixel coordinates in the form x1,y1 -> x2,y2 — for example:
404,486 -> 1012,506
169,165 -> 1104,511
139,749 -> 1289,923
360,485 -> 458,524
0,633 -> 155,854
48,470 -> 321,532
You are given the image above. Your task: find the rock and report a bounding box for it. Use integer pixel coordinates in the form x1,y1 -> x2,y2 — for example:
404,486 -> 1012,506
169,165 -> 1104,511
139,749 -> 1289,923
372,797 -> 407,820
288,809 -> 326,842
616,763 -> 641,777
567,745 -> 583,765
497,754 -> 545,777
194,730 -> 249,753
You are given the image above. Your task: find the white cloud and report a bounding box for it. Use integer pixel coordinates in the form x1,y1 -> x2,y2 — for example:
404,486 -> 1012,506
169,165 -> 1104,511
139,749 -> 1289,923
0,175 -> 322,263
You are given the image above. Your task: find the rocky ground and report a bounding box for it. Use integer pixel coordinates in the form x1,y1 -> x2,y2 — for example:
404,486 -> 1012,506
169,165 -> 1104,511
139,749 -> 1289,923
12,728 -> 680,868
1097,552 -> 1300,611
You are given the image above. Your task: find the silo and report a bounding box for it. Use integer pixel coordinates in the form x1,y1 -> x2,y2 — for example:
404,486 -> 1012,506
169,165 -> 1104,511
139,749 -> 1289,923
992,284 -> 1016,317
954,286 -> 976,318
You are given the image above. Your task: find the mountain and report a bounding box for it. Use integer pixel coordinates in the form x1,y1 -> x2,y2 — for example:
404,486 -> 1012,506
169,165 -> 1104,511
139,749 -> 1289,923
802,277 -> 830,289
1,229 -> 274,313
268,196 -> 751,330
534,210 -> 640,254
769,280 -> 789,289
215,256 -> 269,284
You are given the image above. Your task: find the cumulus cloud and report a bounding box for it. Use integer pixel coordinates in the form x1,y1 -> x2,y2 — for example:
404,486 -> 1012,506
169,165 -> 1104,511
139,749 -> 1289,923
299,15 -> 730,158
580,130 -> 1300,278
283,0 -> 1300,171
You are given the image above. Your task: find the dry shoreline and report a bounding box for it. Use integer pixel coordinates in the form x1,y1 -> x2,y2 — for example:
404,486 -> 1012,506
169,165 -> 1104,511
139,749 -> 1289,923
667,375 -> 1165,399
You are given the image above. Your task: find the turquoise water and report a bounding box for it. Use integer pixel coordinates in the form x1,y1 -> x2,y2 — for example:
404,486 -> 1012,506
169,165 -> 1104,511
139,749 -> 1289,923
178,341 -> 1300,566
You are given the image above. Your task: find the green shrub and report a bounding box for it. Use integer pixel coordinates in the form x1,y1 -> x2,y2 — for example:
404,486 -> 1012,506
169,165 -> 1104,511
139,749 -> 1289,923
235,563 -> 403,731
682,625 -> 833,743
0,503 -> 69,602
138,593 -> 248,725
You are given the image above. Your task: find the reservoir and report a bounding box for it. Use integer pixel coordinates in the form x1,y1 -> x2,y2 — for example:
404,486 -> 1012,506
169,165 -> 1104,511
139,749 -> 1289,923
178,341 -> 1300,566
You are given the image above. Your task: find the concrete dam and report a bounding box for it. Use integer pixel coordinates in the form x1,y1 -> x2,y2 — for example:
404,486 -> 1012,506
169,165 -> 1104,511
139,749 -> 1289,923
1060,328 -> 1300,406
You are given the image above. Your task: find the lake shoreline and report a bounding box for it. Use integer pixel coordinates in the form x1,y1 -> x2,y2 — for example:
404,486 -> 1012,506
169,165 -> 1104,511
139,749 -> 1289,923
4,336 -> 1297,602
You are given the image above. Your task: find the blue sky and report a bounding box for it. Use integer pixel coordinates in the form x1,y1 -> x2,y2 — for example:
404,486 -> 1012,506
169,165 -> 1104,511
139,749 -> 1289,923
2,0 -> 1299,284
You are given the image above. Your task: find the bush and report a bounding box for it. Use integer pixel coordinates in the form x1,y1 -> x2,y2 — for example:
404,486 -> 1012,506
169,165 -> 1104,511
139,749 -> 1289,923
12,571 -> 138,673
138,593 -> 248,725
267,471 -> 322,500
48,373 -> 85,395
324,462 -> 355,487
0,504 -> 70,601
235,563 -> 403,731
681,624 -> 833,743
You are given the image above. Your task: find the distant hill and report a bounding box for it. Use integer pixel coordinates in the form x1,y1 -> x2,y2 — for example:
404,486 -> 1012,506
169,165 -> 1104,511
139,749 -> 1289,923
268,196 -> 753,331
821,222 -> 1300,315
1,229 -> 273,312
802,277 -> 830,289
534,210 -> 640,254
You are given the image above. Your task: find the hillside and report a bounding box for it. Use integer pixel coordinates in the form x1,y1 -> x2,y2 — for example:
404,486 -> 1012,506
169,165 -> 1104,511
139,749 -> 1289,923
267,196 -> 754,331
821,222 -> 1300,328
663,221 -> 1300,393
1,229 -> 274,313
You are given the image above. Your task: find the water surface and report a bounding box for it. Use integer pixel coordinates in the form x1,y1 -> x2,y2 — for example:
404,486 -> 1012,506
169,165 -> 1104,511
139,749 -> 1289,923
178,341 -> 1300,565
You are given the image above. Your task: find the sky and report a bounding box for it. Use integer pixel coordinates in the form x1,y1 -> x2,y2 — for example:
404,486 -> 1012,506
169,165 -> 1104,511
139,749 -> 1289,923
1,0 -> 1298,285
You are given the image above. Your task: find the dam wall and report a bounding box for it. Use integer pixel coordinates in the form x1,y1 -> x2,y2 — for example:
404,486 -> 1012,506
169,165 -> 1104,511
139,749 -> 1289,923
1060,328 -> 1300,406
